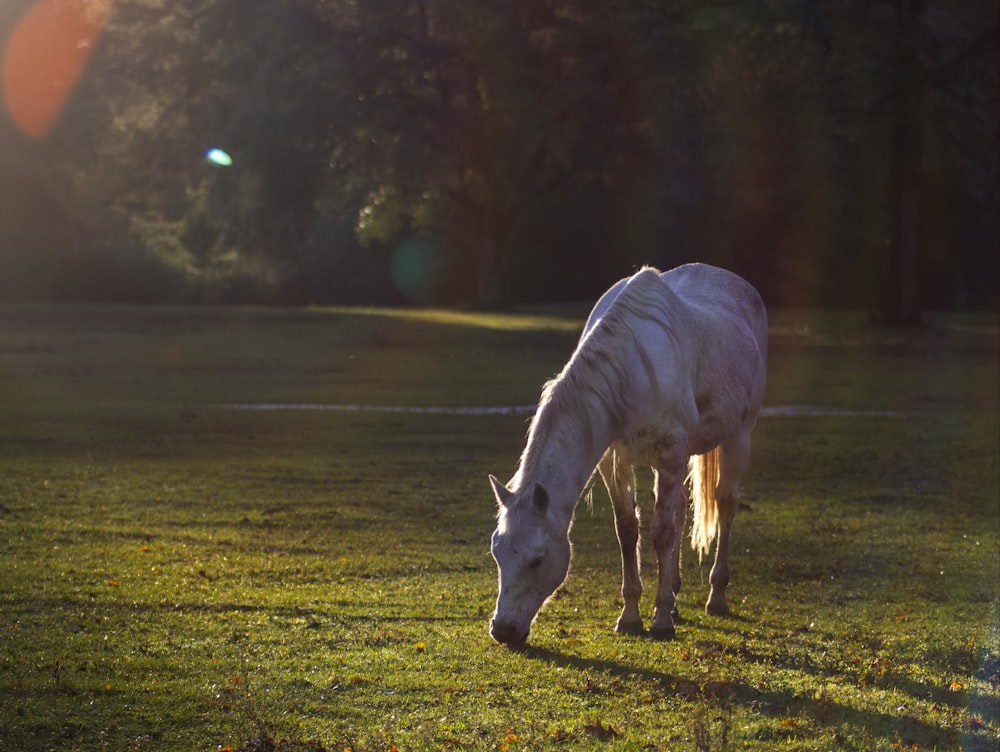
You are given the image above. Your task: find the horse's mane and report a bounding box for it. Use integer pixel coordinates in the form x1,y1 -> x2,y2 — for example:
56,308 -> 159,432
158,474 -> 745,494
517,268 -> 677,478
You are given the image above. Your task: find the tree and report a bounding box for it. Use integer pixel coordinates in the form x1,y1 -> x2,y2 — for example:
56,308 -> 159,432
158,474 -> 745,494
886,0 -> 925,324
316,0 -> 659,306
805,0 -> 999,320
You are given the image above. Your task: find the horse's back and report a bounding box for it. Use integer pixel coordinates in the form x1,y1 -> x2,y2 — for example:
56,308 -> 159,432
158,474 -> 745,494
660,264 -> 767,346
586,263 -> 766,359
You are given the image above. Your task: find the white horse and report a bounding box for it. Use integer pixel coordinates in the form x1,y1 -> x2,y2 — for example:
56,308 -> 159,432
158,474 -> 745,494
488,263 -> 767,645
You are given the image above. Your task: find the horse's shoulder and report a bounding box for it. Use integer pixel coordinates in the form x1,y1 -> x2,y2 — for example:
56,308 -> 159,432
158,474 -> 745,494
608,268 -> 683,319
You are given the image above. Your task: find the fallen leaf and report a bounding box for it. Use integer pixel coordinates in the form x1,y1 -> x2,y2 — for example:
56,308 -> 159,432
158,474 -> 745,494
583,719 -> 619,739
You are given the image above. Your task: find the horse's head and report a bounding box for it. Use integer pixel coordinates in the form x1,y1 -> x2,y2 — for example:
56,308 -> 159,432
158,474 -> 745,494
488,474 -> 570,646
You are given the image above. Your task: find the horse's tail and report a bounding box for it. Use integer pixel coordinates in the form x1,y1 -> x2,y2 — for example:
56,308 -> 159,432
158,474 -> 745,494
688,447 -> 721,559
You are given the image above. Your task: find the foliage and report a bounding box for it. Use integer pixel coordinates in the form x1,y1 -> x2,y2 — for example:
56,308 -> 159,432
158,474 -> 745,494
0,0 -> 1000,308
0,304 -> 997,750
0,0 -> 998,306
0,0 -> 996,307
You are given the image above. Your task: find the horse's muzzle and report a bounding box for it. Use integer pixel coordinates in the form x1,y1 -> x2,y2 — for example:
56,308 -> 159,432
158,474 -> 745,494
489,618 -> 528,646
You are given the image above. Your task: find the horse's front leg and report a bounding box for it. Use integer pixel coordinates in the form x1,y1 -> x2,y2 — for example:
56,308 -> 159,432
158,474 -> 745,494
649,446 -> 687,640
598,450 -> 644,636
670,485 -> 685,620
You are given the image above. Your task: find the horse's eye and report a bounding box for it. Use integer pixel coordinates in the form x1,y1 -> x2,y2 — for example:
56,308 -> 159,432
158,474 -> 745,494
527,556 -> 544,569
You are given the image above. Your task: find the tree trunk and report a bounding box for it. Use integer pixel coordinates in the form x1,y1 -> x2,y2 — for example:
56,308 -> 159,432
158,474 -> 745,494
476,228 -> 503,308
883,0 -> 925,326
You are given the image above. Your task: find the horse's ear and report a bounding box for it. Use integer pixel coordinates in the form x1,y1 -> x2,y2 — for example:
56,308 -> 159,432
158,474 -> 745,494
489,474 -> 513,507
532,483 -> 549,514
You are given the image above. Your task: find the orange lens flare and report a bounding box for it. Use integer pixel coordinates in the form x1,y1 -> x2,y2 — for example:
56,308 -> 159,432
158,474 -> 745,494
2,0 -> 111,139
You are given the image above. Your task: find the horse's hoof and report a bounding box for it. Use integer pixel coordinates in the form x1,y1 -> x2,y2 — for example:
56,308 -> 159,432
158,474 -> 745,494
706,600 -> 730,617
648,625 -> 676,641
615,618 -> 646,636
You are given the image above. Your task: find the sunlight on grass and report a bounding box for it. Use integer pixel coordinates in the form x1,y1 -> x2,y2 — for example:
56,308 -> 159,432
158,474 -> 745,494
312,304 -> 586,332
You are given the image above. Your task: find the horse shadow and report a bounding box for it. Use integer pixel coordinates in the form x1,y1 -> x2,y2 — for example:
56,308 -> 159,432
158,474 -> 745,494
509,632 -> 977,749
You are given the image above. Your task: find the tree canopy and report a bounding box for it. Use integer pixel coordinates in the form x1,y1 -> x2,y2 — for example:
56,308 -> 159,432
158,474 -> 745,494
1,0 -> 996,311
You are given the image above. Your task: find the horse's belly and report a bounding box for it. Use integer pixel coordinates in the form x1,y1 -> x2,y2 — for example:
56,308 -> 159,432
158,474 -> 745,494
622,427 -> 663,464
687,403 -> 754,455
687,430 -> 724,457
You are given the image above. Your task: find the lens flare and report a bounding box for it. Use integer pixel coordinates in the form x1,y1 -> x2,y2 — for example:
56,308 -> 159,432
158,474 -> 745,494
391,234 -> 463,305
205,148 -> 233,167
1,0 -> 111,140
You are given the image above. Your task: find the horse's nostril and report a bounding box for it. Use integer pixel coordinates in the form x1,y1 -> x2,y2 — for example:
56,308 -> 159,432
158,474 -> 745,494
490,619 -> 528,646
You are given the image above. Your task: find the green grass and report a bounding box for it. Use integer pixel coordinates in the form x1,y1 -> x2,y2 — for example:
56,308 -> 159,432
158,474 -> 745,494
0,304 -> 997,751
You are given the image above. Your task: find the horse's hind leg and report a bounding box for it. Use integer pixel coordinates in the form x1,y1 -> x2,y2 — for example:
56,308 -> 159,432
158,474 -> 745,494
707,427 -> 752,616
598,449 -> 644,636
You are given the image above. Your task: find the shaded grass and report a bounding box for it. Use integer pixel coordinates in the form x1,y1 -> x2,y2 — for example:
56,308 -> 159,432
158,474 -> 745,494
0,304 -> 997,751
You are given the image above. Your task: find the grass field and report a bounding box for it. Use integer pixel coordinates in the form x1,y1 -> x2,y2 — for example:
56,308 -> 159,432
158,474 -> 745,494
0,304 -> 997,751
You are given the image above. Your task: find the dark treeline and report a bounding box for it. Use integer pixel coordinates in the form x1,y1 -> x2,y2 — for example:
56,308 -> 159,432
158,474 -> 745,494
0,0 -> 997,315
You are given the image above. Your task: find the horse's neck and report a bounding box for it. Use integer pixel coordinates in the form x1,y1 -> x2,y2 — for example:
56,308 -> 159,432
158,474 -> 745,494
515,397 -> 614,524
